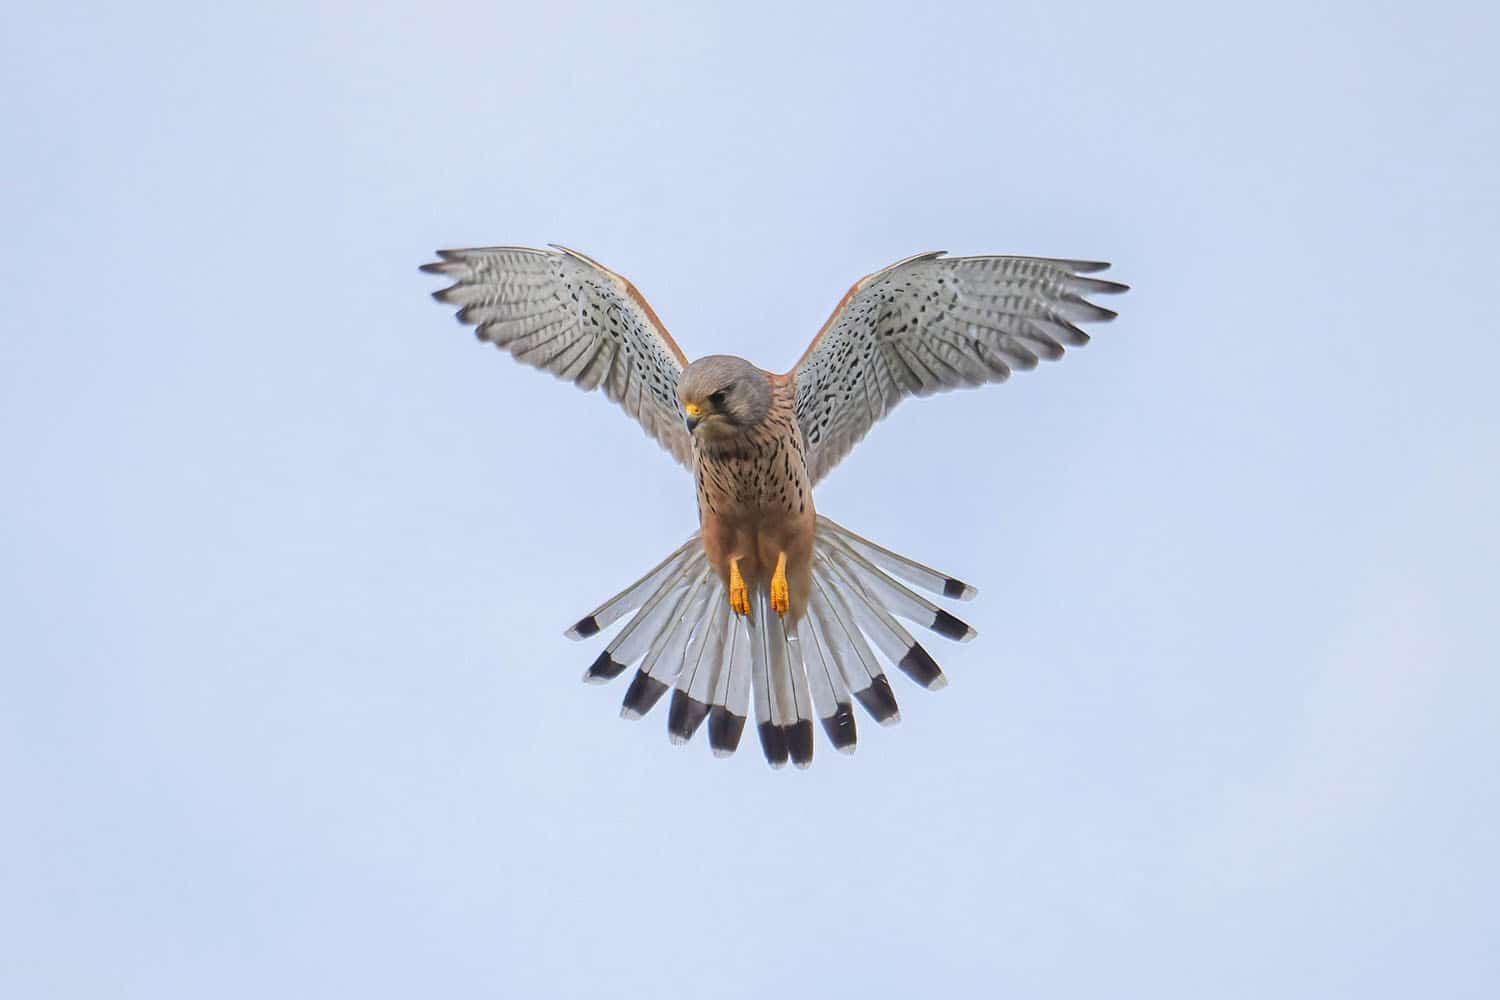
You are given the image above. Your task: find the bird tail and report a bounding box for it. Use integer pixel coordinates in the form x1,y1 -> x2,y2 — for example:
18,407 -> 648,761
564,514 -> 977,769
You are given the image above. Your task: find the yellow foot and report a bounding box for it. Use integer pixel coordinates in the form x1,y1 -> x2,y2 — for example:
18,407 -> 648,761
770,551 -> 789,617
728,557 -> 750,616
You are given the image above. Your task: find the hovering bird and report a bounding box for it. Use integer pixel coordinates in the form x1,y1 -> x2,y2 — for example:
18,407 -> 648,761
422,245 -> 1125,768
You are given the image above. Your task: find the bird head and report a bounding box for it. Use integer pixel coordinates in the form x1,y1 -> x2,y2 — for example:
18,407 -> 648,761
678,355 -> 772,440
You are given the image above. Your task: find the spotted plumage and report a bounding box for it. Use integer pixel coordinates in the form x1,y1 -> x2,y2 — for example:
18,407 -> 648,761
423,244 -> 1126,768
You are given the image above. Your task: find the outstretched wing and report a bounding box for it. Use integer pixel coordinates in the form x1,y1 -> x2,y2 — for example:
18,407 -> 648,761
422,245 -> 694,467
789,252 -> 1127,484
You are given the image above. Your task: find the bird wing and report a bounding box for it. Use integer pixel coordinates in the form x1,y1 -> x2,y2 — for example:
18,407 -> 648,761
422,244 -> 694,467
787,251 -> 1127,485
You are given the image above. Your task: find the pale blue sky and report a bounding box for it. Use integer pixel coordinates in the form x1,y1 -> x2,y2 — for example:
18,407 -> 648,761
4,1 -> 1498,996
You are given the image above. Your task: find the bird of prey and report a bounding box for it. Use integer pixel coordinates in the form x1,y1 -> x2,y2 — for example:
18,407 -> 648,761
422,245 -> 1125,768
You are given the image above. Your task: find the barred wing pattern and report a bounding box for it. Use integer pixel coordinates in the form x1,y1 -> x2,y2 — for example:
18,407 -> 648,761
790,252 -> 1128,485
422,245 -> 694,467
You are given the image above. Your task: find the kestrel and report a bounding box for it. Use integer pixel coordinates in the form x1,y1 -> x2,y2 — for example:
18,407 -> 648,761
422,245 -> 1125,768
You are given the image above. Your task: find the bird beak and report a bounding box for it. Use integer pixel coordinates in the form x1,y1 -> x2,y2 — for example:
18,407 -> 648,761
684,402 -> 701,433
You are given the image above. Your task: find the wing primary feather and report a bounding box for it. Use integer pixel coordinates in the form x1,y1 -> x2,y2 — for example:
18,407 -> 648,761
422,244 -> 694,467
790,252 -> 1125,483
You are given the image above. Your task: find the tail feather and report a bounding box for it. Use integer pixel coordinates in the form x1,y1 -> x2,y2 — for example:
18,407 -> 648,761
566,514 -> 977,768
821,532 -> 977,642
643,573 -> 714,685
801,602 -> 857,752
585,561 -> 706,682
816,517 -> 977,601
621,571 -> 713,720
747,590 -> 785,767
809,578 -> 901,725
748,590 -> 816,768
667,599 -> 729,744
707,616 -> 751,756
783,628 -> 816,767
566,535 -> 700,639
780,626 -> 816,767
815,550 -> 948,691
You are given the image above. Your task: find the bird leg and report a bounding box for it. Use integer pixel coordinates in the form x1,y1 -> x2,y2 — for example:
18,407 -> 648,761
770,551 -> 789,617
728,556 -> 750,616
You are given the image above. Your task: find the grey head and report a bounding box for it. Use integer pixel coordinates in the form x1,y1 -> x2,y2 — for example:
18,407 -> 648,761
678,354 -> 772,441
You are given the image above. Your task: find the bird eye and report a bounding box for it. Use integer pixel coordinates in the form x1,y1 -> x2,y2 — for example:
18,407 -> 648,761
708,390 -> 727,408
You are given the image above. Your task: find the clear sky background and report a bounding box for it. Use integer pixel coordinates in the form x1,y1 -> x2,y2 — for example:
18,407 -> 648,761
4,1 -> 1497,996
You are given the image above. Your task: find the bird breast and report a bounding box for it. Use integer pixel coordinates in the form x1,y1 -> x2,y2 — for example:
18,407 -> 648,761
693,379 -> 811,525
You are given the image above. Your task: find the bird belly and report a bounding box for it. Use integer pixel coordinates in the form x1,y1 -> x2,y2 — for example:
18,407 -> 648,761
696,460 -> 815,620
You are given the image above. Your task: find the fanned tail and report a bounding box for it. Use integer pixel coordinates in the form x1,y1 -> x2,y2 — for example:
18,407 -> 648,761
563,514 -> 978,769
